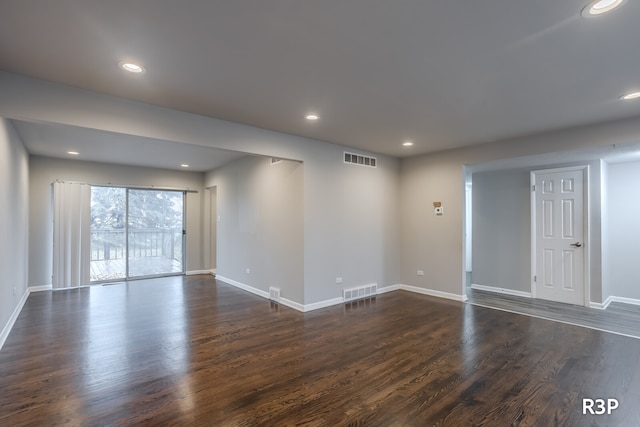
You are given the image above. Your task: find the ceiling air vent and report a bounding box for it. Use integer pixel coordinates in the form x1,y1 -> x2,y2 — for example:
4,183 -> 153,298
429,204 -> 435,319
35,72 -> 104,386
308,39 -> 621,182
344,152 -> 377,168
271,157 -> 283,165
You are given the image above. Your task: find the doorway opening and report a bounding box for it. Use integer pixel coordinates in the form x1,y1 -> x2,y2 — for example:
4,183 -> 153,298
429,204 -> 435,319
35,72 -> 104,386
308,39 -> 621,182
89,186 -> 186,282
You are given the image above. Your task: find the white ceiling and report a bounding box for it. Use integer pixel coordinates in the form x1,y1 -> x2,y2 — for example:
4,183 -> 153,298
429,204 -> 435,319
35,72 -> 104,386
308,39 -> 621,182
2,0 -> 640,160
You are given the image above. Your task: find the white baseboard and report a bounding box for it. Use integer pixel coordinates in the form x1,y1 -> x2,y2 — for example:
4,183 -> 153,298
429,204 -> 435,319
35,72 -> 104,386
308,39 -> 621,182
0,287 -> 30,352
302,297 -> 344,312
215,276 -> 468,312
377,284 -> 401,294
590,296 -> 613,310
186,269 -> 215,276
398,284 -> 467,302
610,296 -> 640,307
280,297 -> 306,312
215,275 -> 270,299
592,295 -> 640,310
29,285 -> 52,292
216,275 -> 346,312
471,283 -> 532,299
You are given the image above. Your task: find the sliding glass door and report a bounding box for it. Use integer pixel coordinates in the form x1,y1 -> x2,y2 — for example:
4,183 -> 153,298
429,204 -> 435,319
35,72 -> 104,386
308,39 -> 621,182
128,189 -> 184,278
90,186 -> 185,282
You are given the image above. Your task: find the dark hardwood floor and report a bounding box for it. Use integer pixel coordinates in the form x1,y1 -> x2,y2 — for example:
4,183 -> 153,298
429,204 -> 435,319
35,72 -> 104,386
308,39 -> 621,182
2,276 -> 640,426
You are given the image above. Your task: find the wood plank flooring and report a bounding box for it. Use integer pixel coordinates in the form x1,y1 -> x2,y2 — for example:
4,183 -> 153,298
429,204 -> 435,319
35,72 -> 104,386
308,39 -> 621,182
2,276 -> 640,426
467,288 -> 640,339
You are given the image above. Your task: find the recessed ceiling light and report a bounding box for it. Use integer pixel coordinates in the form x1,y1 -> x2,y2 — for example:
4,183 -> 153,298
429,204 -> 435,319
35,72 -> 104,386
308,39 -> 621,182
620,91 -> 640,100
403,141 -> 414,147
119,61 -> 146,74
305,114 -> 319,121
67,151 -> 79,155
180,164 -> 190,168
582,0 -> 624,17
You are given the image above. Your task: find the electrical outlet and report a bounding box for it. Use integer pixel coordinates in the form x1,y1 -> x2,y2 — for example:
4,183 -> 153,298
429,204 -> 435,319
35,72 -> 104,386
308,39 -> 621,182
246,268 -> 251,274
336,277 -> 343,284
417,270 -> 425,276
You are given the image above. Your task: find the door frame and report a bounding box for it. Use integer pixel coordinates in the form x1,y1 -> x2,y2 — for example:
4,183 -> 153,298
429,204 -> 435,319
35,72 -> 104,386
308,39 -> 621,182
530,165 -> 590,306
89,185 -> 187,282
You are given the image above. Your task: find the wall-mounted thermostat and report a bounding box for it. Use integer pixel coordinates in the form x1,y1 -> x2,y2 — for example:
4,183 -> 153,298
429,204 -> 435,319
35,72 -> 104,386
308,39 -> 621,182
433,201 -> 443,216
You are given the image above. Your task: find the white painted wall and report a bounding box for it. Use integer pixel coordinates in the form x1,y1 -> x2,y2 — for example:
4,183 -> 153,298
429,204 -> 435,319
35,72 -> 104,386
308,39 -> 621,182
607,160 -> 640,300
0,118 -> 29,341
28,156 -> 205,287
206,157 -> 304,303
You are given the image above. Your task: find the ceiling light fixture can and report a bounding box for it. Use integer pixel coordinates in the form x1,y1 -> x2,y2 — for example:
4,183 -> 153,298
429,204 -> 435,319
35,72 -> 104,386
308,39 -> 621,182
621,91 -> 640,100
582,0 -> 624,16
67,151 -> 79,155
305,114 -> 319,121
119,61 -> 146,74
403,141 -> 414,147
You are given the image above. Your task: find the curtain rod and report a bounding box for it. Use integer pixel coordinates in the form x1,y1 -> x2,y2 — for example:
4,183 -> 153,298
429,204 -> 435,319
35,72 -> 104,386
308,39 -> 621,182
53,180 -> 199,193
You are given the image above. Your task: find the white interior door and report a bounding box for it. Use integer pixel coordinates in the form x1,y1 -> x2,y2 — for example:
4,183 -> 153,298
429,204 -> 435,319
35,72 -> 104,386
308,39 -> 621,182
533,167 -> 586,306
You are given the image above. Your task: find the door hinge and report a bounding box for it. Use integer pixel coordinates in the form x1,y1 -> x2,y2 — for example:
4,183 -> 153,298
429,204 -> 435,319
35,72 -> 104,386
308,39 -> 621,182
182,229 -> 186,235
532,185 -> 536,192
534,275 -> 537,282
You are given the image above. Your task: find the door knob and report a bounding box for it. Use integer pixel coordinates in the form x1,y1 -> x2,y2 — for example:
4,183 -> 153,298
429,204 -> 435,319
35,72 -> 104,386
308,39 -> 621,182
570,242 -> 582,247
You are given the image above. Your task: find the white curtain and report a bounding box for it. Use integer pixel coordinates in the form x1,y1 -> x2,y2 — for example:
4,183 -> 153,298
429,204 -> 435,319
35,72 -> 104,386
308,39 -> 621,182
52,182 -> 91,288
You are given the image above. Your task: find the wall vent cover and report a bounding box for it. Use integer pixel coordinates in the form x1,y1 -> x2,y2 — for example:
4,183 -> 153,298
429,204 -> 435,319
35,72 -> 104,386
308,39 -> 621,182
344,152 -> 377,168
271,158 -> 283,165
343,283 -> 378,302
269,287 -> 281,302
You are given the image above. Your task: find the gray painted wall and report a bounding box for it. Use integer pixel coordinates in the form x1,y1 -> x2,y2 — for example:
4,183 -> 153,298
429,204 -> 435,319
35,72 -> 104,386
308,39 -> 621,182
607,160 -> 640,300
300,143 -> 400,304
1,72 -> 400,306
28,156 -> 205,287
471,169 -> 531,292
206,157 -> 304,303
401,133 -> 614,302
469,162 -> 606,302
400,154 -> 464,294
0,118 -> 29,337
4,72 -> 640,307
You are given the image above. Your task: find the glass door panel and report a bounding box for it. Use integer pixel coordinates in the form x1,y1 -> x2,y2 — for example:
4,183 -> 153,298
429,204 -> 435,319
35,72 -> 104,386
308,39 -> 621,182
127,189 -> 184,278
90,186 -> 127,282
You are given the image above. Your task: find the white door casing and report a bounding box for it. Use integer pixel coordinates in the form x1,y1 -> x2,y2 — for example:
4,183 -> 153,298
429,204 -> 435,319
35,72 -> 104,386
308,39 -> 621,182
531,167 -> 587,306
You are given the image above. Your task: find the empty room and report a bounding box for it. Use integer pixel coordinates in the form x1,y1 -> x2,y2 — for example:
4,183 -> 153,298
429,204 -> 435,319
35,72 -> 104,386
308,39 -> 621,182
2,1 -> 640,425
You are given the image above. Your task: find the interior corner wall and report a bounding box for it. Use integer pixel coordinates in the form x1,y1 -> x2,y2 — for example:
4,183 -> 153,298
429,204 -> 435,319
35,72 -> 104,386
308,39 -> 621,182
28,156 -> 205,287
607,160 -> 640,300
471,169 -> 531,292
205,156 -> 304,303
0,118 -> 29,338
